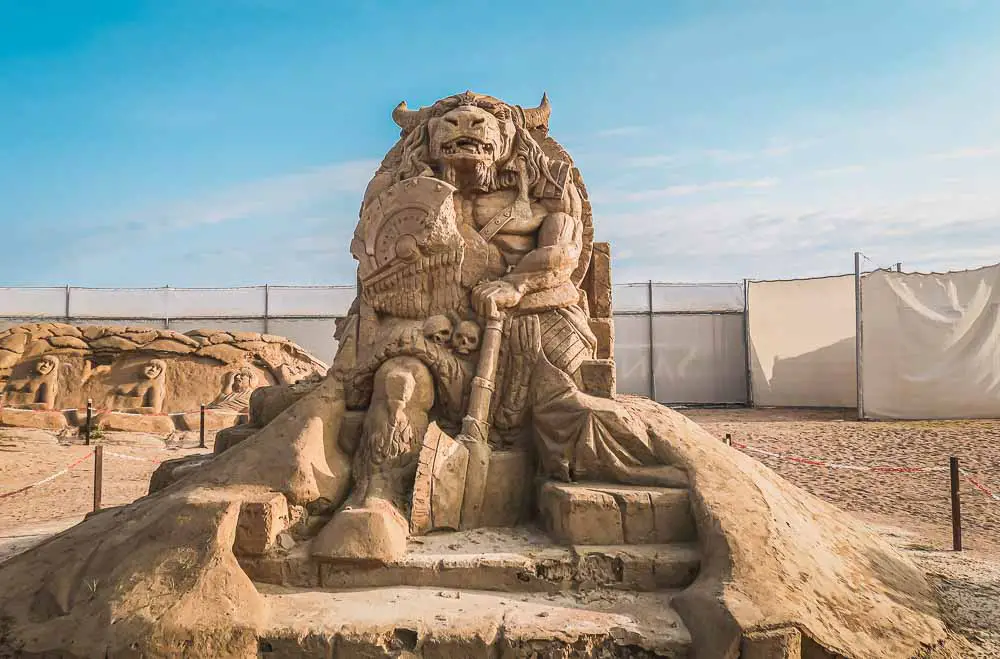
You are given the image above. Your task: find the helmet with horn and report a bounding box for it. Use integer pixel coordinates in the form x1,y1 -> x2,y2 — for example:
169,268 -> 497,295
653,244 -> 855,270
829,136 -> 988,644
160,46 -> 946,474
393,92 -> 552,134
391,100 -> 433,134
515,93 -> 552,133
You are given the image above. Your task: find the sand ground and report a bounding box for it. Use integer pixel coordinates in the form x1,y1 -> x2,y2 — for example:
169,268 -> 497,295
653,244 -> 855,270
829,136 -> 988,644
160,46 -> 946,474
1,408 -> 998,655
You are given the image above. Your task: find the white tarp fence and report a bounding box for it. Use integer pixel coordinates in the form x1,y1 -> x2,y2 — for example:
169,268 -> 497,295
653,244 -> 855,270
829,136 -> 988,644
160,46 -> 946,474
4,265 -> 999,417
0,287 -> 66,317
747,275 -> 857,408
652,314 -> 747,404
0,286 -> 354,365
861,265 -> 1000,419
267,286 -> 356,317
613,282 -> 748,404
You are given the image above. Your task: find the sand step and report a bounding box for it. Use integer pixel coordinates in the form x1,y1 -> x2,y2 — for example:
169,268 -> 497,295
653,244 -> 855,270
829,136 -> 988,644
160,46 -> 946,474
539,482 -> 697,545
256,584 -> 692,659
239,527 -> 700,593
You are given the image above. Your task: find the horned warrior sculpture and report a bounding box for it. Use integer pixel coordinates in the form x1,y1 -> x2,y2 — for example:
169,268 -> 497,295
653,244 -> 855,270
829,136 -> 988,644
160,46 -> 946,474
320,92 -> 684,561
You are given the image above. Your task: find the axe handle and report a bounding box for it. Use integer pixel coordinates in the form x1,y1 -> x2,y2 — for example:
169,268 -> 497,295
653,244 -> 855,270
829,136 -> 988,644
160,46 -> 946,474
464,314 -> 505,424
458,312 -> 505,529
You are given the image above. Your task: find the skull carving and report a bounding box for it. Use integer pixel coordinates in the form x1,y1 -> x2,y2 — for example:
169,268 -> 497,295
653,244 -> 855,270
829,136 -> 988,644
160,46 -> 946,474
422,315 -> 454,346
452,321 -> 482,356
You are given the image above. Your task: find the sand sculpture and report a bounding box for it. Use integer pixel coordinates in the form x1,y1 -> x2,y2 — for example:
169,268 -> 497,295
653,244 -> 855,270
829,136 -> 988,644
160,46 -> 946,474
0,93 -> 948,658
0,324 -> 326,433
210,365 -> 259,413
1,354 -> 61,410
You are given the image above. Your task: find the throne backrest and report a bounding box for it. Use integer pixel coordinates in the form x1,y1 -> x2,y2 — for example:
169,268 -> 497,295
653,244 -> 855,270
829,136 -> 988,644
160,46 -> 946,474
578,242 -> 616,399
580,242 -> 613,360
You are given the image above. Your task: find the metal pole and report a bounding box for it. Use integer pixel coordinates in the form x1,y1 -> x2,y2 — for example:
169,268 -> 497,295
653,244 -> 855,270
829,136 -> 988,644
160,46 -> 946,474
854,252 -> 864,420
743,278 -> 753,407
85,399 -> 93,446
895,262 -> 902,273
263,284 -> 270,335
950,456 -> 963,551
93,445 -> 103,513
199,404 -> 206,449
647,280 -> 656,402
64,285 -> 71,322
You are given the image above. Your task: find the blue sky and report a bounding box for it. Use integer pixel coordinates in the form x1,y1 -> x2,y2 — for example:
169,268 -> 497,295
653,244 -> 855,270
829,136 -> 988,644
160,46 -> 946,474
2,0 -> 999,287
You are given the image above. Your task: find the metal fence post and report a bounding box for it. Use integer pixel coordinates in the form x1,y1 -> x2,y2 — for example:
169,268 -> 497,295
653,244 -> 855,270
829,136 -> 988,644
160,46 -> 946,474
742,278 -> 753,407
854,252 -> 864,420
64,285 -> 71,322
164,284 -> 170,330
264,284 -> 270,335
647,280 -> 656,402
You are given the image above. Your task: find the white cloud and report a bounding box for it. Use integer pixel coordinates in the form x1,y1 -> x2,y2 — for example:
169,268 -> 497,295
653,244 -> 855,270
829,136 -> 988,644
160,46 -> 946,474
618,177 -> 780,202
924,146 -> 1000,161
160,159 -> 378,228
595,126 -> 646,138
624,154 -> 677,168
596,178 -> 1000,282
812,164 -> 868,177
620,138 -> 820,170
703,149 -> 754,163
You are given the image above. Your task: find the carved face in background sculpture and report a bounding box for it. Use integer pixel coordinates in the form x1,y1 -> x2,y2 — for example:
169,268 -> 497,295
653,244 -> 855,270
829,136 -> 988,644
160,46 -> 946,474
231,367 -> 255,393
35,355 -> 58,376
142,360 -> 165,381
452,321 -> 482,356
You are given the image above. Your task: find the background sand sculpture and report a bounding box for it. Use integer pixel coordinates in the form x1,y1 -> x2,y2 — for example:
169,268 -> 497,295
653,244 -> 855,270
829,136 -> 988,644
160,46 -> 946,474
0,323 -> 327,433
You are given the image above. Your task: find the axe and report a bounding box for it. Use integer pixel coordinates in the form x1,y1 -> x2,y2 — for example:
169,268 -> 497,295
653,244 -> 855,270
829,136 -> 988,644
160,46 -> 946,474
456,308 -> 505,529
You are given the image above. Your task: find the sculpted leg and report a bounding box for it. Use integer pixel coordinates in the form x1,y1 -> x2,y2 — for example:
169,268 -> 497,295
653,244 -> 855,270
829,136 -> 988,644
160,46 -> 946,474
312,357 -> 433,563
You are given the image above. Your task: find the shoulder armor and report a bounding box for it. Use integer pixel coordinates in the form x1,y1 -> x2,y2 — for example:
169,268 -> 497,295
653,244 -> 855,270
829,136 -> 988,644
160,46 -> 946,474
532,159 -> 571,199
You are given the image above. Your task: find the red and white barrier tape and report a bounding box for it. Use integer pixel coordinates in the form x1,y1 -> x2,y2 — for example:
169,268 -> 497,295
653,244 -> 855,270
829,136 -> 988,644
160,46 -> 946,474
965,474 -> 1000,501
0,450 -> 167,501
733,441 -> 998,502
0,451 -> 94,500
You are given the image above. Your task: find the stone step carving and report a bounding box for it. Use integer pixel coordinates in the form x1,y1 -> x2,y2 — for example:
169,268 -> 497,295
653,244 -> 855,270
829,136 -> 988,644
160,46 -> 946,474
256,586 -> 692,659
240,527 -> 700,594
538,481 -> 697,546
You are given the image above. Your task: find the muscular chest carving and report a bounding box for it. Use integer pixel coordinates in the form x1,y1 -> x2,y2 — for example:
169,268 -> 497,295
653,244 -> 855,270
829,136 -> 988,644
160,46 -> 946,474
457,190 -> 545,266
469,190 -> 545,235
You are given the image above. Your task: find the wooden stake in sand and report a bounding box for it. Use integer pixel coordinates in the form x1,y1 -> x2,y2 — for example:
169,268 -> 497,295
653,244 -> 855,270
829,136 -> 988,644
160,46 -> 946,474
93,445 -> 104,513
85,399 -> 93,446
950,456 -> 962,551
199,404 -> 207,449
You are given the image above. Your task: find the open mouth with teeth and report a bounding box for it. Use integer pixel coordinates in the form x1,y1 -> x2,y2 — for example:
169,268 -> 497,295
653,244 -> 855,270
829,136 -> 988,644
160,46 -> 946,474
441,136 -> 494,158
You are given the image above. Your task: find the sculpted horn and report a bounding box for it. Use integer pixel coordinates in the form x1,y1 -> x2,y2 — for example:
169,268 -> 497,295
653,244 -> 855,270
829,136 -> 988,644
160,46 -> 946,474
392,101 -> 428,132
519,92 -> 552,131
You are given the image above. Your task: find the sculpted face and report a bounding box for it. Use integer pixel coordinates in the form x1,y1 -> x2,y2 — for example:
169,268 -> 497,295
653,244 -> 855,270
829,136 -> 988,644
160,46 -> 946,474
428,105 -> 509,170
142,360 -> 164,380
35,356 -> 58,376
232,368 -> 254,392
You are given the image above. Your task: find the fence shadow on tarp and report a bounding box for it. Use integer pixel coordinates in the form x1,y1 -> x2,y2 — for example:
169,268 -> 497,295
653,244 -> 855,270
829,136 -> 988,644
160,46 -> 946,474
753,337 -> 857,409
747,274 -> 858,409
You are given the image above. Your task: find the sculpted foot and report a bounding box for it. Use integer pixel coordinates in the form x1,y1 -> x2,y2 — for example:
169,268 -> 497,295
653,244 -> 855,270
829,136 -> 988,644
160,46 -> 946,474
310,497 -> 408,564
